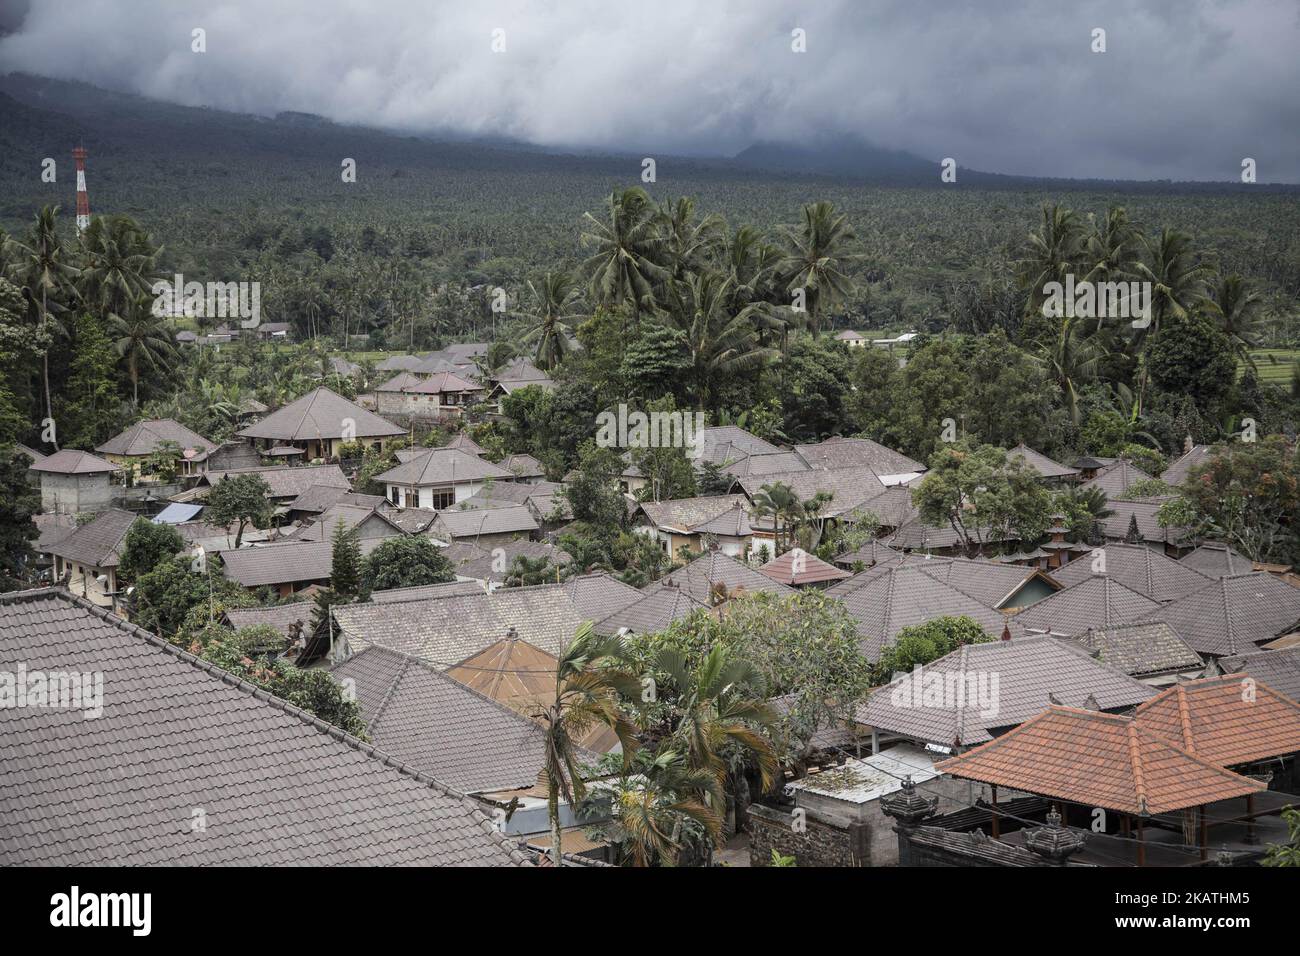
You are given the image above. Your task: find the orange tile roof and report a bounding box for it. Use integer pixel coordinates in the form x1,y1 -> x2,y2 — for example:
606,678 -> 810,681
1134,675 -> 1300,767
935,706 -> 1264,815
758,548 -> 852,586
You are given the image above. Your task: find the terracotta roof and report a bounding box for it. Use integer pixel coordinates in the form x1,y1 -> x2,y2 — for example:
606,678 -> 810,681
1014,576 -> 1162,636
1179,542 -> 1255,578
27,448 -> 120,475
43,508 -> 138,569
1135,675 -> 1300,766
331,644 -> 560,793
379,448 -> 513,485
1218,648 -> 1300,703
1138,572 -> 1300,657
0,589 -> 528,866
833,563 -> 1021,662
446,637 -> 558,716
858,633 -> 1154,746
96,418 -> 216,457
794,436 -> 924,475
1069,622 -> 1204,678
1051,543 -> 1212,603
237,387 -> 404,441
1080,459 -> 1154,498
1008,443 -> 1079,480
935,706 -> 1265,815
759,548 -> 851,586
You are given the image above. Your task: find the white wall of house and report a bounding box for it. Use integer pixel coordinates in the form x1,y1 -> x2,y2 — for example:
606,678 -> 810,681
385,479 -> 487,510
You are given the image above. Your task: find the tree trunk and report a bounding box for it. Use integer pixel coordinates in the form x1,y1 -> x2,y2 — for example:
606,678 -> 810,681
548,784 -> 563,867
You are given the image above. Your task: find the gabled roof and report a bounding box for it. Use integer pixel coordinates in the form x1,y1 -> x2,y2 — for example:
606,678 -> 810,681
331,644 -> 560,793
1218,648 -> 1300,703
221,536 -> 387,587
1179,542 -> 1255,578
1139,572 -> 1300,657
935,706 -> 1264,816
1069,621 -> 1204,678
695,426 -> 781,465
441,539 -> 570,583
738,466 -> 889,520
96,418 -> 216,457
203,463 -> 350,499
594,584 -> 707,636
1008,443 -> 1079,480
1161,443 -> 1214,487
1014,576 -> 1161,636
237,387 -> 404,441
646,550 -> 794,606
562,573 -> 645,621
1101,498 -> 1188,545
431,504 -> 539,539
492,359 -> 550,384
638,494 -> 750,534
375,371 -> 423,392
223,601 -> 313,640
332,583 -> 593,665
759,549 -> 851,586
288,503 -> 407,541
0,589 -> 527,866
27,448 -> 121,475
794,436 -> 924,475
722,451 -> 809,479
1051,543 -> 1212,603
1080,458 -> 1155,498
375,354 -> 423,372
443,433 -> 487,456
43,508 -> 138,569
378,448 -> 513,485
1135,675 -> 1300,766
286,482 -> 359,514
833,539 -> 905,570
832,563 -> 1019,662
857,633 -> 1155,746
403,371 -> 482,395
904,555 -> 1061,609
502,454 -> 545,478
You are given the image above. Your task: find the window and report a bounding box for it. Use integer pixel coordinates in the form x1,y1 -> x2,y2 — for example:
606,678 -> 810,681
429,487 -> 455,510
389,486 -> 400,505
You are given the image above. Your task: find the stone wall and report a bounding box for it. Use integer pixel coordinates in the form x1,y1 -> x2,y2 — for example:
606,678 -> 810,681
747,802 -> 870,867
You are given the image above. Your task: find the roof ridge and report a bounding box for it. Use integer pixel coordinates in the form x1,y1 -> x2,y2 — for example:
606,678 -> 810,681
368,652 -> 413,731
4,587 -> 527,863
1126,722 -> 1148,815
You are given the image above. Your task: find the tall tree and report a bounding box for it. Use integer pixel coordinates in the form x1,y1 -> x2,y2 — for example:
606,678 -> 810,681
580,187 -> 668,325
776,201 -> 858,336
517,271 -> 584,370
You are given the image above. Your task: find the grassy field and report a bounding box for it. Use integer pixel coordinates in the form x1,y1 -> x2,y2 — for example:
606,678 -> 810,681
1246,349 -> 1300,385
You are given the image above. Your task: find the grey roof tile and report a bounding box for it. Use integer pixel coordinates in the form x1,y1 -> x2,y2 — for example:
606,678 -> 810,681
43,509 -> 138,569
794,436 -> 924,475
96,419 -> 216,457
1051,542 -> 1212,602
1069,621 -> 1204,678
237,387 -> 403,441
1139,572 -> 1300,657
1013,576 -> 1162,636
1218,647 -> 1300,702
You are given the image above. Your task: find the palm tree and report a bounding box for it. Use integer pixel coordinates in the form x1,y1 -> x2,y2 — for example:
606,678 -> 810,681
1036,316 -> 1108,426
580,187 -> 668,325
12,205 -> 79,440
1017,204 -> 1085,316
751,480 -> 804,556
668,270 -> 779,409
78,215 -> 159,319
517,272 -> 584,370
655,196 -> 724,291
1205,274 -> 1267,369
110,300 -> 176,406
535,623 -> 640,866
776,201 -> 858,336
1081,206 -> 1142,285
652,645 -> 779,840
603,750 -> 721,866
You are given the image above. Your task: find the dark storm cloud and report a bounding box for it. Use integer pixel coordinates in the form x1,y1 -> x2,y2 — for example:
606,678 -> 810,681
1,0 -> 1296,181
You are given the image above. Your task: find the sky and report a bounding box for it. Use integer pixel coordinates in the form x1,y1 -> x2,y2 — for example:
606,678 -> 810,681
1,0 -> 1298,182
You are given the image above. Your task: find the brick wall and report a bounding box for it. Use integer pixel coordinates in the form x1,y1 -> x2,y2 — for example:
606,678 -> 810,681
747,802 -> 869,867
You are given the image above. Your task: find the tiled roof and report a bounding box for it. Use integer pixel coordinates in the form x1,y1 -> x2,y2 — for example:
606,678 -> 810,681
593,584 -> 707,636
237,387 -> 404,441
738,466 -> 889,520
34,513 -> 77,552
27,448 -> 120,475
403,371 -> 481,395
935,706 -> 1265,815
1008,443 -> 1079,480
833,563 -> 1019,662
371,579 -> 487,602
221,536 -> 387,587
442,539 -> 571,583
884,515 -> 1015,551
1179,542 -> 1255,578
493,359 -> 550,383
1014,576 -> 1161,636
379,448 -> 513,485
410,354 -> 465,375
722,451 -> 809,479
222,601 -> 313,640
333,583 -> 592,666
204,464 -> 350,500
1135,675 -> 1300,766
638,494 -> 751,533
858,633 -> 1154,746
1051,543 -> 1212,603
1069,621 -> 1204,678
1080,459 -> 1155,498
833,539 -> 906,570
0,589 -> 528,866
794,436 -> 924,475
1138,572 -> 1300,657
1161,443 -> 1214,487
431,504 -> 539,540
646,550 -> 794,606
288,503 -> 406,542
43,508 -> 138,569
1100,499 -> 1188,545
502,454 -> 545,477
562,572 -> 644,621
695,426 -> 781,465
331,644 -> 557,793
375,354 -> 423,372
96,418 -> 216,457
287,484 -> 367,514
447,637 -> 558,717
375,371 -> 423,392
758,549 -> 851,586
905,555 -> 1060,609
443,433 -> 488,456
1218,648 -> 1300,703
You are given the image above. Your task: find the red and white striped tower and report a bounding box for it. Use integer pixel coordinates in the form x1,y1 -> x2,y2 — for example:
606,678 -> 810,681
72,146 -> 90,233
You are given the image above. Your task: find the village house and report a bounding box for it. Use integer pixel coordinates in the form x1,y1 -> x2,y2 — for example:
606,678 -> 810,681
237,386 -> 405,460
96,418 -> 217,478
834,329 -> 867,347
635,494 -> 754,558
374,370 -> 483,419
378,447 -> 515,510
42,508 -> 139,611
27,449 -> 121,514
428,503 -> 540,548
181,439 -> 262,477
